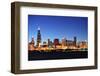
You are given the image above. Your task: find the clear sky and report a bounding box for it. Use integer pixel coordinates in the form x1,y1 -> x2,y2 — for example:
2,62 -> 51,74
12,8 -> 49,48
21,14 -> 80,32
28,15 -> 88,45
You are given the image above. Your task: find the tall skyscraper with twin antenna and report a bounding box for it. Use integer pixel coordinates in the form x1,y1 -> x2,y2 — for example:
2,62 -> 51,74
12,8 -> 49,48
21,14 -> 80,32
37,26 -> 41,47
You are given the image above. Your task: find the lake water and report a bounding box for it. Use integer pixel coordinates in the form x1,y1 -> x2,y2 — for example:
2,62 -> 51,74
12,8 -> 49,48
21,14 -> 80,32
28,50 -> 88,61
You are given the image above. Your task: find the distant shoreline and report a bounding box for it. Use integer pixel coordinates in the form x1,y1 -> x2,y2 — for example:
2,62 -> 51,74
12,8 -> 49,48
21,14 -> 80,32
28,48 -> 88,52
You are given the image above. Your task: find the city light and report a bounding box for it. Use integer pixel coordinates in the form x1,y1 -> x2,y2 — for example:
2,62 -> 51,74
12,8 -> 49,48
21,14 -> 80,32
28,27 -> 88,52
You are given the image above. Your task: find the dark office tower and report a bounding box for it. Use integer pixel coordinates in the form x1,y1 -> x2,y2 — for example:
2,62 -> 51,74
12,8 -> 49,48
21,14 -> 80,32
48,39 -> 50,46
54,38 -> 59,48
74,36 -> 77,46
37,27 -> 41,47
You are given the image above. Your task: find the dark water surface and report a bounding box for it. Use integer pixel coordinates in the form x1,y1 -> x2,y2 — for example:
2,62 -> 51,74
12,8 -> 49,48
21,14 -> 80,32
28,50 -> 88,61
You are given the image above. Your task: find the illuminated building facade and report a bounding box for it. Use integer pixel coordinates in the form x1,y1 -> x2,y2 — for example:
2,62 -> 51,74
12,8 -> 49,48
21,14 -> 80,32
48,39 -> 53,48
62,38 -> 67,46
28,37 -> 35,51
78,41 -> 88,49
28,27 -> 87,51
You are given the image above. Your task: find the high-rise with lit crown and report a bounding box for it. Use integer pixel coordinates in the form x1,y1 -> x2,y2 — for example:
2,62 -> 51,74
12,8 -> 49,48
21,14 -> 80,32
37,26 -> 41,47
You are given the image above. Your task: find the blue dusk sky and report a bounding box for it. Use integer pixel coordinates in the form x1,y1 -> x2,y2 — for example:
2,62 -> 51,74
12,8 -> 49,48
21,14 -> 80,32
28,15 -> 88,44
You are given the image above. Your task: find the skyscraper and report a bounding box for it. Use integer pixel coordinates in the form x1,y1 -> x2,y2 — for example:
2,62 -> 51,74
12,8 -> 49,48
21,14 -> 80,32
62,37 -> 67,46
37,27 -> 41,47
31,37 -> 35,45
74,36 -> 77,46
48,39 -> 53,48
28,36 -> 35,51
48,39 -> 50,46
54,39 -> 59,48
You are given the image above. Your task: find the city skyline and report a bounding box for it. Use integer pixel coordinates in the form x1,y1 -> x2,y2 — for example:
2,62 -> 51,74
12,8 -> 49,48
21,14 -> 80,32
28,15 -> 88,44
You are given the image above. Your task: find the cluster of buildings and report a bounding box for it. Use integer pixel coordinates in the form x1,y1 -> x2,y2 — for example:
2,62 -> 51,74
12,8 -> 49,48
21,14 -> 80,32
28,27 -> 88,52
